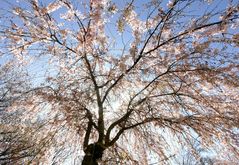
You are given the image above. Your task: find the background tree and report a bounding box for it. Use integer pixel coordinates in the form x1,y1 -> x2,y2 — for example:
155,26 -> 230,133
0,0 -> 239,164
0,56 -> 56,164
0,59 -> 30,164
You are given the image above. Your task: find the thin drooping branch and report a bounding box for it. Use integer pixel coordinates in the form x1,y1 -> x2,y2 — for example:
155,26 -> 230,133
107,113 -> 238,147
144,17 -> 238,55
105,63 -> 176,145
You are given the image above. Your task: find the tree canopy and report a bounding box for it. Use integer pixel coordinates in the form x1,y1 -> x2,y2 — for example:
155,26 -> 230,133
0,0 -> 239,164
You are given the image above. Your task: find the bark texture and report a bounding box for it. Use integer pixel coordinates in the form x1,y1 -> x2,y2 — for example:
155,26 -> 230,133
82,143 -> 104,165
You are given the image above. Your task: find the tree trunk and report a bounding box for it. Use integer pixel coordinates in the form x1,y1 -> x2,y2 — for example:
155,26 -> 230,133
82,154 -> 98,165
81,143 -> 105,165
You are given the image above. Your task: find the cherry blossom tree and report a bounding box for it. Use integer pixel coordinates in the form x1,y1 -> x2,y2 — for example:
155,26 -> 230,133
0,58 -> 51,164
0,0 -> 239,164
